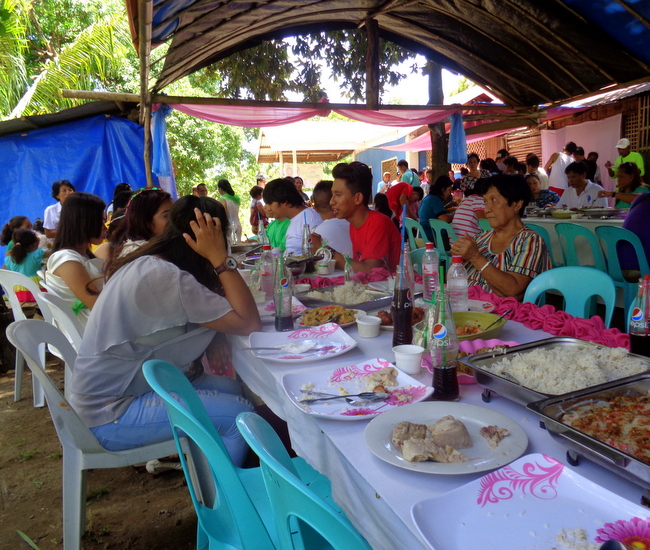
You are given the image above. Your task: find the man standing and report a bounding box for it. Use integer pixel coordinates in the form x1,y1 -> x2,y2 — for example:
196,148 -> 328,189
397,159 -> 420,187
195,183 -> 208,197
385,180 -> 419,222
313,161 -> 401,273
605,138 -> 645,178
562,161 -> 607,209
526,154 -> 549,188
377,171 -> 392,194
545,141 -> 577,196
310,180 -> 352,258
262,178 -> 322,255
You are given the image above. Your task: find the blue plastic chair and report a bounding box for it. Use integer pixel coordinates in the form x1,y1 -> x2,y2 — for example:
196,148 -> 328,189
523,266 -> 616,327
404,218 -> 429,251
554,223 -> 606,271
525,222 -> 562,268
428,219 -> 458,270
236,412 -> 372,550
478,218 -> 491,232
595,225 -> 650,315
410,247 -> 426,275
142,360 -> 278,550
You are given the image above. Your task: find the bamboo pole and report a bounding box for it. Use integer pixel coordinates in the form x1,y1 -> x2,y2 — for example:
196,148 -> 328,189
138,0 -> 154,187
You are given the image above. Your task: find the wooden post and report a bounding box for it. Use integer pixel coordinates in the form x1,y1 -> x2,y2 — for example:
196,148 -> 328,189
426,59 -> 449,180
138,0 -> 154,187
365,18 -> 380,110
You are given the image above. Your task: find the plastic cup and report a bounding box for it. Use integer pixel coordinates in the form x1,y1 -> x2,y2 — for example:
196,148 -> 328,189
251,290 -> 266,304
316,263 -> 331,275
238,269 -> 252,285
328,259 -> 336,272
357,316 -> 381,338
392,344 -> 425,375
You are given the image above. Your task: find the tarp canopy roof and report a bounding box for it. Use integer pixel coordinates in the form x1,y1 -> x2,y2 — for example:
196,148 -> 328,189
127,0 -> 650,108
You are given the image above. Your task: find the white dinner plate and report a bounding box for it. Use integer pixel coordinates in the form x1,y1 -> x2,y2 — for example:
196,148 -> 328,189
468,299 -> 495,313
364,401 -> 528,475
297,308 -> 366,328
258,297 -> 307,320
248,323 -> 357,363
282,358 -> 433,421
411,453 -> 650,550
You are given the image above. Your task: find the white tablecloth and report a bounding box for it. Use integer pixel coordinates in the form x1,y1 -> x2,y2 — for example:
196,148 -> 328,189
230,319 -> 644,550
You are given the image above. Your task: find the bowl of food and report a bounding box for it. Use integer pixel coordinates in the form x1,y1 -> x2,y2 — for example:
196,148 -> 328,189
551,208 -> 572,219
453,311 -> 506,341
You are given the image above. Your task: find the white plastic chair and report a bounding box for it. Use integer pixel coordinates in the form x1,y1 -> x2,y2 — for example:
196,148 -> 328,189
6,319 -> 199,550
39,292 -> 85,352
0,270 -> 53,406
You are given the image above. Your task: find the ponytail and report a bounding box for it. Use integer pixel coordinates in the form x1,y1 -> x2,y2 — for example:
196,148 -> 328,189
9,229 -> 38,265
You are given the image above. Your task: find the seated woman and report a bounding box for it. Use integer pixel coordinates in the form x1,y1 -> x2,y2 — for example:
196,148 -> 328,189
452,179 -> 486,237
2,228 -> 48,302
95,188 -> 172,265
526,174 -> 560,208
452,174 -> 551,301
419,176 -> 453,242
70,196 -> 260,464
44,193 -> 106,326
373,192 -> 400,230
597,162 -> 648,208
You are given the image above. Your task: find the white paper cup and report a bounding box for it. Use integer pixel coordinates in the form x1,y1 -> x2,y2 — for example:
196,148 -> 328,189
293,283 -> 311,294
316,263 -> 331,275
328,259 -> 337,272
392,344 -> 425,375
251,290 -> 266,304
357,315 -> 381,338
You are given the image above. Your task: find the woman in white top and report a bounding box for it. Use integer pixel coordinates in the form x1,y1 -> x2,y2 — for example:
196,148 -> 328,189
71,196 -> 259,462
217,178 -> 242,243
45,192 -> 106,326
43,180 -> 75,239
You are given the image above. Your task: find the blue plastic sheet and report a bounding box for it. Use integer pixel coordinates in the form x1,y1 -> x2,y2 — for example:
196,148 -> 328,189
447,113 -> 467,165
0,115 -> 151,244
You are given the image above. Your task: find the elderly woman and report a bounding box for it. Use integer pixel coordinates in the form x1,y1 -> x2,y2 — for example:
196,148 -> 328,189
597,162 -> 648,208
452,174 -> 551,300
525,174 -> 560,208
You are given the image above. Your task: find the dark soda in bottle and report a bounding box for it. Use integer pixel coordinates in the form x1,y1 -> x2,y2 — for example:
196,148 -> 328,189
629,274 -> 650,358
274,254 -> 294,332
392,253 -> 413,346
429,289 -> 460,401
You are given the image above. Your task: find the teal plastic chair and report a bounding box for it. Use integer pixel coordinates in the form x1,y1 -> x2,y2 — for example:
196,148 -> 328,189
523,266 -> 616,327
595,225 -> 650,315
525,222 -> 562,268
428,219 -> 457,270
405,218 -> 429,251
410,247 -> 426,275
478,218 -> 491,232
554,223 -> 606,271
142,360 -> 278,550
236,412 -> 372,550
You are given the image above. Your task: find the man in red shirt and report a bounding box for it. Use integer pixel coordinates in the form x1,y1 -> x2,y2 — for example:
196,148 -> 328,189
385,181 -> 418,221
311,161 -> 401,273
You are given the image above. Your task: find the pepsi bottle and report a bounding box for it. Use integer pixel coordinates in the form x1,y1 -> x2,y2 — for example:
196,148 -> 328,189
629,274 -> 650,358
274,254 -> 294,332
429,289 -> 460,401
392,262 -> 413,347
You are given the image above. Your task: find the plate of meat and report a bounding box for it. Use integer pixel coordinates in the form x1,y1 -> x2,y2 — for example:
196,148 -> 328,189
376,307 -> 426,330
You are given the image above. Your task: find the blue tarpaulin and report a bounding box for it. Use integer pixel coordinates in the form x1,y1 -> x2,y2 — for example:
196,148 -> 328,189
0,115 -> 151,242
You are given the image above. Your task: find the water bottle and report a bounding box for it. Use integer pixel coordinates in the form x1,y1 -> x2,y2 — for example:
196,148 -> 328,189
258,244 -> 275,301
447,256 -> 469,312
629,274 -> 650,358
258,214 -> 269,246
422,242 -> 440,302
301,223 -> 315,273
429,289 -> 460,401
392,250 -> 414,347
274,254 -> 293,332
229,214 -> 238,245
402,240 -> 416,298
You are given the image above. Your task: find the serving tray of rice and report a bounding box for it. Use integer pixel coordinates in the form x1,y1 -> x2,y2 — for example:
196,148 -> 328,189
295,282 -> 394,311
458,337 -> 650,406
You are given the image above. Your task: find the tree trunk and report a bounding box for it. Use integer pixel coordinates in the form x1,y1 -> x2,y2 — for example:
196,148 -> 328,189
426,59 -> 449,181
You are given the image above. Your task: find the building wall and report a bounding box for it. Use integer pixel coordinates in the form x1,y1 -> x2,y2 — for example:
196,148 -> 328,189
356,135 -> 404,195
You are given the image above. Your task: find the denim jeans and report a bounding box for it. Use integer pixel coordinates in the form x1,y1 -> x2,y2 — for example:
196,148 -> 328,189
91,374 -> 253,466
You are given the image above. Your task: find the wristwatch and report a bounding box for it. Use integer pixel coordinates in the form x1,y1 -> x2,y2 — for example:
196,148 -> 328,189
214,256 -> 238,274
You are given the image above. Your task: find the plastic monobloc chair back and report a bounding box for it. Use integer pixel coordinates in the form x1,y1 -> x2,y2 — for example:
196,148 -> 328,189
39,291 -> 85,352
404,218 -> 429,251
428,219 -> 457,270
6,320 -> 189,550
554,223 -> 606,271
142,360 -> 276,550
236,412 -> 372,550
0,270 -> 54,406
525,222 -> 561,268
595,225 -> 650,314
478,218 -> 492,233
410,247 -> 427,276
523,266 -> 616,327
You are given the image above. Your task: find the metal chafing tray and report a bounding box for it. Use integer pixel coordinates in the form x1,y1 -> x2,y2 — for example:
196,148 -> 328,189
457,337 -> 650,406
294,285 -> 394,312
579,207 -> 629,218
528,373 -> 650,491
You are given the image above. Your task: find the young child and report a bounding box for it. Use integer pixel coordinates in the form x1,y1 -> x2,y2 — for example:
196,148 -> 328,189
3,229 -> 47,302
249,185 -> 268,235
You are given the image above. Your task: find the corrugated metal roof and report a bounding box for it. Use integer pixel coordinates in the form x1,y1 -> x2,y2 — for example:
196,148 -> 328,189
566,82 -> 650,108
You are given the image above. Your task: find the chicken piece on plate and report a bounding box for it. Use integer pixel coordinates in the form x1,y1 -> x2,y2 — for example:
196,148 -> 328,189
391,421 -> 428,450
402,439 -> 468,463
428,415 -> 473,449
364,366 -> 399,393
479,425 -> 510,449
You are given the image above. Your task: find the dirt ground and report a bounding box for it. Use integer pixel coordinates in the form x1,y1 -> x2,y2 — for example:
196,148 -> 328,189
0,357 -> 198,550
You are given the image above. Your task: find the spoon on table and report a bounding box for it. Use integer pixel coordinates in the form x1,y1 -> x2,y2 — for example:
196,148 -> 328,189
300,391 -> 389,406
483,309 -> 513,331
300,392 -> 389,405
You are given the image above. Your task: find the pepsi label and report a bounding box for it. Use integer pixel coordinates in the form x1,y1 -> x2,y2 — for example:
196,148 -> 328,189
631,307 -> 644,322
280,277 -> 290,288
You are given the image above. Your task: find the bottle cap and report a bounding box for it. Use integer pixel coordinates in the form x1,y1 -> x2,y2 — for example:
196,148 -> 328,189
263,244 -> 271,250
426,242 -> 434,250
452,255 -> 462,263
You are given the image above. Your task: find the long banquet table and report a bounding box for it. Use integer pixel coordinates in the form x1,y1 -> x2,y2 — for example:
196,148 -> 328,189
230,317 -> 645,550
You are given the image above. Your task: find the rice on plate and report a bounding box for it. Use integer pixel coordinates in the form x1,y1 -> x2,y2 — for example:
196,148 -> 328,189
487,346 -> 646,395
304,282 -> 381,305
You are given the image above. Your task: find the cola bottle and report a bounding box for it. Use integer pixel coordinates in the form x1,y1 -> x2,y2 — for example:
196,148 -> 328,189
629,274 -> 650,358
274,254 -> 293,332
392,255 -> 414,347
429,289 -> 460,401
